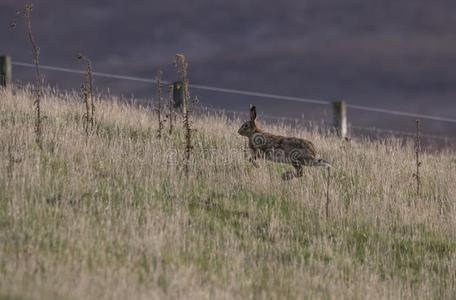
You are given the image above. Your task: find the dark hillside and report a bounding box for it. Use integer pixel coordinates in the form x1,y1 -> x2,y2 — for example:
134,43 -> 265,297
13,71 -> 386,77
2,0 -> 456,135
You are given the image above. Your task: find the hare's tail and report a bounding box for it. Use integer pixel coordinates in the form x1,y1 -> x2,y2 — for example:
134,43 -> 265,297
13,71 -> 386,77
314,158 -> 332,168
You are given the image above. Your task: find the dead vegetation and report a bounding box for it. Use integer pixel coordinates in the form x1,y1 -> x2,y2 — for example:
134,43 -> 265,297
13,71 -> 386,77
0,87 -> 455,300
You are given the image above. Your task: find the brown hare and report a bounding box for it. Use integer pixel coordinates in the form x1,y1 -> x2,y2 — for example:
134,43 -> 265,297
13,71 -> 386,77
238,105 -> 331,180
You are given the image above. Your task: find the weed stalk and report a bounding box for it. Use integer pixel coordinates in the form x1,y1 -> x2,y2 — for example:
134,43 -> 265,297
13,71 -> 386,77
156,70 -> 164,138
168,84 -> 174,135
413,119 -> 422,196
13,4 -> 44,147
325,167 -> 331,220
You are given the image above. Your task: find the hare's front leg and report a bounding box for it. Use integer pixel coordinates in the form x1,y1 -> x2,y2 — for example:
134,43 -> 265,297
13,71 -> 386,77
249,150 -> 260,168
249,157 -> 259,168
244,145 -> 260,168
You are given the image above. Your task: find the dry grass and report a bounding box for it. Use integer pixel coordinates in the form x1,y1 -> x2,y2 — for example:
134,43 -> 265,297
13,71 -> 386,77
0,86 -> 455,299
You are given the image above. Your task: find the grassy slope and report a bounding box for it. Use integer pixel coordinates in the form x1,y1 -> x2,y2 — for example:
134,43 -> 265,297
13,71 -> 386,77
0,87 -> 455,299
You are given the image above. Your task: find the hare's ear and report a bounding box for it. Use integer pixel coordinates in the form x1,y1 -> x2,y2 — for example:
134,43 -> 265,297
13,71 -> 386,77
250,105 -> 257,122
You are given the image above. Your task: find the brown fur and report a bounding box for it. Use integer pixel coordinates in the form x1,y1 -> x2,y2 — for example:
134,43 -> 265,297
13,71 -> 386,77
238,105 -> 330,180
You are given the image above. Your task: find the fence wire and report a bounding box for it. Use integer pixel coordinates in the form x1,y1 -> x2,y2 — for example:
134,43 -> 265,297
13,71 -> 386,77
11,61 -> 456,144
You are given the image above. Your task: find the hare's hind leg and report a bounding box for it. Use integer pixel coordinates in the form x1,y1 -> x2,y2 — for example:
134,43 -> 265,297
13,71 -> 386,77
294,164 -> 303,177
282,171 -> 295,180
281,164 -> 302,181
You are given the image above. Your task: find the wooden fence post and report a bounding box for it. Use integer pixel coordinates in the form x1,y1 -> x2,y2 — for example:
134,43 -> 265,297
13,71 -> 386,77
173,81 -> 184,110
0,56 -> 12,88
332,100 -> 347,138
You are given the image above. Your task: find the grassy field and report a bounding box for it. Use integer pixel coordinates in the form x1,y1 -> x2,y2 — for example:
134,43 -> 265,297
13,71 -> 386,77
0,86 -> 455,299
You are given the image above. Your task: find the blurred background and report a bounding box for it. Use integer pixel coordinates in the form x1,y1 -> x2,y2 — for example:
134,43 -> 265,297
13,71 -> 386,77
1,0 -> 456,138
